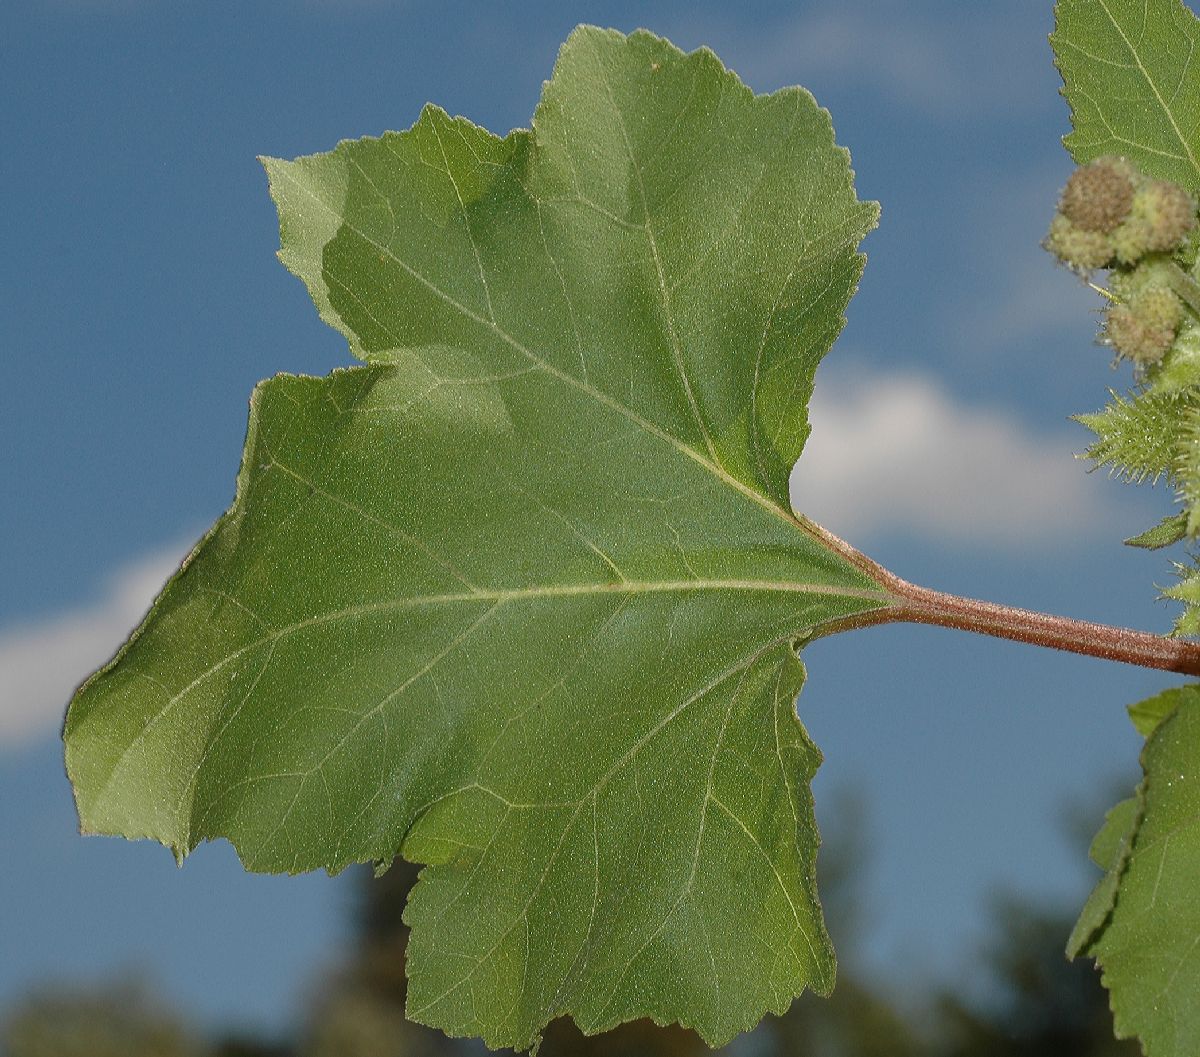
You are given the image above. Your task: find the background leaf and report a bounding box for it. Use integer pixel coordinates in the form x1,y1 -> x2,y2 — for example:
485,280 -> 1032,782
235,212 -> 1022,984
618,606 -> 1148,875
1073,685 -> 1200,1056
1127,684 -> 1192,735
64,26 -> 884,1050
1053,0 -> 1200,192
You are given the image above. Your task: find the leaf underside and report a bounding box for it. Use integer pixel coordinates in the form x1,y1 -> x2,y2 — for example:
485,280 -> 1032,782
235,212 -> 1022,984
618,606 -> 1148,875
63,26 -> 884,1051
1072,687 -> 1200,1057
1053,0 -> 1200,192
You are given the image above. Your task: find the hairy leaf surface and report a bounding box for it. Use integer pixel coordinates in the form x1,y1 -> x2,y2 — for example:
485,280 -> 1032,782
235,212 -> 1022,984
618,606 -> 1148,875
64,26 -> 886,1050
1053,0 -> 1200,191
1066,794 -> 1140,958
1124,511 -> 1188,549
1075,687 -> 1200,1056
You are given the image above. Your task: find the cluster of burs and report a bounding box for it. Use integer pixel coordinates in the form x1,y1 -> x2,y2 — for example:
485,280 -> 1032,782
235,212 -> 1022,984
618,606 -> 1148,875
1046,156 -> 1199,366
1046,156 -> 1200,633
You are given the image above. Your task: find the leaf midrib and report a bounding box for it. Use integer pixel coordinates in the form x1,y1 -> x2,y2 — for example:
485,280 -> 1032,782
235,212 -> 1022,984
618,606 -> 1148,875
269,138 -> 850,551
146,575 -> 894,710
588,32 -> 723,470
80,576 -> 892,822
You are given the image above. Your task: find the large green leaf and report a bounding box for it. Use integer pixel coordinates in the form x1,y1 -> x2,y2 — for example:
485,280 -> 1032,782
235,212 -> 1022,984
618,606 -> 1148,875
1053,0 -> 1200,191
64,26 -> 886,1050
1073,685 -> 1200,1056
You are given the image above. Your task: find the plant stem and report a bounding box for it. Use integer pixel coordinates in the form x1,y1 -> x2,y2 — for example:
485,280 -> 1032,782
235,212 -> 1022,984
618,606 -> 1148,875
1164,260 -> 1200,316
796,515 -> 1200,677
879,580 -> 1200,675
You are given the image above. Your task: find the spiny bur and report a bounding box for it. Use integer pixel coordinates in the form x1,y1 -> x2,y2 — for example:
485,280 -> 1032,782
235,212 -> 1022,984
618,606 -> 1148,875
1141,179 -> 1197,251
1045,157 -> 1198,272
1044,214 -> 1114,271
1112,179 -> 1197,263
1044,156 -> 1135,270
1105,285 -> 1185,365
1060,156 -> 1137,233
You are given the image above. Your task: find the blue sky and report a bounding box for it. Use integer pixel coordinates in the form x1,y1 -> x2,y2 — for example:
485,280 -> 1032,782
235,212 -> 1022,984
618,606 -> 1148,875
0,0 -> 1186,1038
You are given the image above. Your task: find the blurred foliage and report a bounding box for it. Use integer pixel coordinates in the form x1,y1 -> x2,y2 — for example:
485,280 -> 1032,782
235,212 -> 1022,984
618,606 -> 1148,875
2,797 -> 1140,1056
2,983 -> 199,1057
935,897 -> 1140,1057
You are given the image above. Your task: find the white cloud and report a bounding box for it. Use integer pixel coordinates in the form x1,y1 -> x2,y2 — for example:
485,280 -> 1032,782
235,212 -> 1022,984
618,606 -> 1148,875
791,369 -> 1124,545
0,543 -> 189,749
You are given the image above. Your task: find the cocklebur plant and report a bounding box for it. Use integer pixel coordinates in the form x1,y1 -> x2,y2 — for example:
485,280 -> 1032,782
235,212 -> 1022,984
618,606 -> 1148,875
59,1 -> 1200,1054
1052,151 -> 1200,645
1105,285 -> 1185,365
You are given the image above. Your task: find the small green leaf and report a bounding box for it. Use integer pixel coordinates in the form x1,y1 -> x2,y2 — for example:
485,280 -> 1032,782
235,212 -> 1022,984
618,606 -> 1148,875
1077,388 -> 1192,484
1172,601 -> 1200,636
1128,684 -> 1195,735
1066,795 -> 1140,958
1164,563 -> 1200,634
1053,0 -> 1200,192
1078,689 -> 1200,1056
64,26 -> 886,1050
1125,511 -> 1189,549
